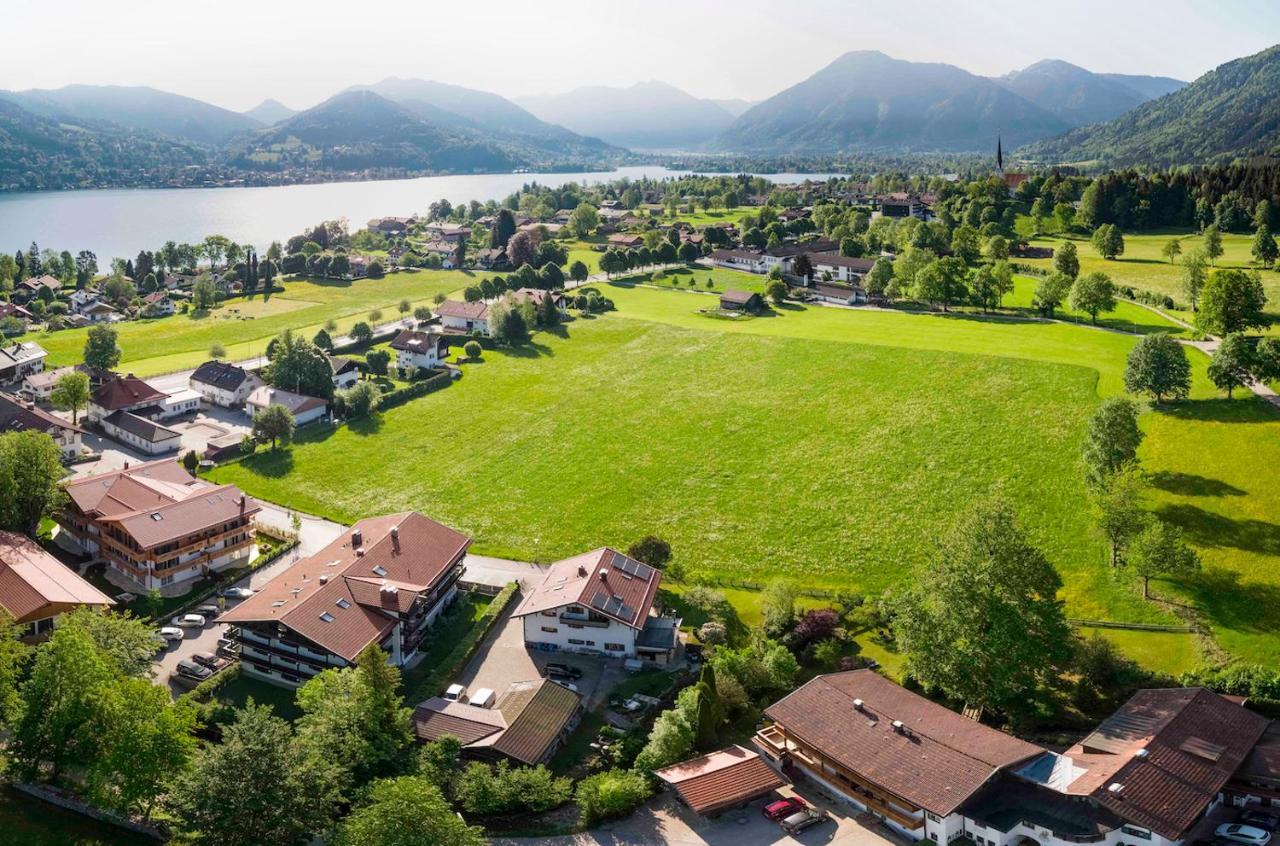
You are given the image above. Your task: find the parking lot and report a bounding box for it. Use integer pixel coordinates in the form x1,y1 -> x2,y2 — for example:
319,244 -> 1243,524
69,404 -> 252,479
496,783 -> 910,846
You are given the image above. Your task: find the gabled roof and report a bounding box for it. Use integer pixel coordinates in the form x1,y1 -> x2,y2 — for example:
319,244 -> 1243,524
513,548 -> 661,630
720,289 -> 759,305
245,386 -> 327,415
326,355 -> 360,376
0,531 -> 113,624
101,410 -> 180,445
412,679 -> 581,765
0,342 -> 47,369
807,251 -> 876,273
0,392 -> 83,437
222,512 -> 470,661
21,275 -> 61,292
91,374 -> 167,412
1068,688 -> 1269,839
190,360 -> 250,391
764,670 -> 1043,816
435,300 -> 489,321
655,745 -> 785,816
389,330 -> 448,354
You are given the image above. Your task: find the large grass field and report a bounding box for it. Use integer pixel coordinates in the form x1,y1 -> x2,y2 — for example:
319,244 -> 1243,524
20,269 -> 472,377
1016,227 -> 1280,329
206,274 -> 1280,669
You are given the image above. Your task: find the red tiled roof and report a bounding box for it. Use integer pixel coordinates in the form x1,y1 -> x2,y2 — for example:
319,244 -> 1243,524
91,374 -> 167,412
656,745 -> 784,815
720,289 -> 759,305
513,548 -> 661,630
0,392 -> 84,437
1074,688 -> 1269,839
0,531 -> 114,623
222,512 -> 470,661
434,300 -> 489,321
764,670 -> 1042,816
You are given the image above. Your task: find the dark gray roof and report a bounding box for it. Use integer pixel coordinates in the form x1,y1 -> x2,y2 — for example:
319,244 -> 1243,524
102,410 -> 180,444
190,360 -> 249,391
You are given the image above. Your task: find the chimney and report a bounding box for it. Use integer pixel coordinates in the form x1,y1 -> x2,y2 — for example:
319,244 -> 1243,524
390,525 -> 400,552
598,569 -> 607,582
892,720 -> 905,734
319,574 -> 329,584
123,461 -> 130,470
351,529 -> 363,549
853,698 -> 864,712
577,566 -> 587,577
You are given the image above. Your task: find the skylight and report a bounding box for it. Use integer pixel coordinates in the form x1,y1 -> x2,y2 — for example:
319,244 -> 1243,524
336,598 -> 350,609
319,612 -> 334,623
371,565 -> 387,576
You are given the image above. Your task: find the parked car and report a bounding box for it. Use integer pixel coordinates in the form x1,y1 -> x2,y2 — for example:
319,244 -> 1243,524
171,613 -> 207,628
157,626 -> 184,642
552,680 -> 579,693
195,603 -> 221,618
174,660 -> 212,682
444,684 -> 465,702
763,797 -> 808,821
780,808 -> 829,835
220,586 -> 255,599
192,652 -> 230,671
1240,811 -> 1280,833
469,688 -> 496,709
544,662 -> 583,680
1217,825 -> 1272,846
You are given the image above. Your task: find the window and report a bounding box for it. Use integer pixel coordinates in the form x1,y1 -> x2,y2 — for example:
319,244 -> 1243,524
568,623 -> 583,629
568,638 -> 586,645
160,574 -> 175,586
1123,828 -> 1152,841
319,612 -> 334,623
604,643 -> 625,652
336,598 -> 350,609
927,813 -> 940,823
929,835 -> 938,843
541,626 -> 558,633
542,610 -> 557,617
371,565 -> 387,577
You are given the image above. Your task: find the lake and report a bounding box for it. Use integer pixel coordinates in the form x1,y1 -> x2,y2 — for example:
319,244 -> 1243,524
0,167 -> 844,264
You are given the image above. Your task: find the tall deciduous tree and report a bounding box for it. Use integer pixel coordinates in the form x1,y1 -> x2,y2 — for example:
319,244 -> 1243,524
1128,520 -> 1200,600
268,330 -> 334,398
1069,271 -> 1117,324
1092,464 -> 1149,568
1124,334 -> 1191,403
1202,225 -> 1223,264
334,776 -> 484,846
1180,249 -> 1209,311
83,324 -> 121,370
895,498 -> 1071,716
1081,397 -> 1144,493
1196,269 -> 1269,336
1054,240 -> 1080,280
1207,333 -> 1259,398
0,431 -> 67,534
1253,225 -> 1278,268
1033,272 -> 1073,317
50,370 -> 90,425
252,404 -> 295,449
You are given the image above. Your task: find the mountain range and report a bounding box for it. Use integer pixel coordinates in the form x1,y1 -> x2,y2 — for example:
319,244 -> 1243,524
517,81 -> 740,151
995,59 -> 1181,128
1020,43 -> 1280,167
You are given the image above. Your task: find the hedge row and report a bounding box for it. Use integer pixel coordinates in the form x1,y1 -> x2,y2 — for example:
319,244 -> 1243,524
405,582 -> 519,704
378,369 -> 453,411
178,662 -> 242,704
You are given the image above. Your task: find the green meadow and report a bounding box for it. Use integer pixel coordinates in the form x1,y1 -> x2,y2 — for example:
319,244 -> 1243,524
19,269 -> 470,377
207,274 -> 1280,671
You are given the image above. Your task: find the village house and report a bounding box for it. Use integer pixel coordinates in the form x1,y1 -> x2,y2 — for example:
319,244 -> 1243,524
0,531 -> 113,640
805,252 -> 876,285
57,459 -> 260,593
244,386 -> 328,427
0,341 -> 47,386
422,222 -> 472,243
607,233 -> 644,249
389,330 -> 450,372
327,355 -> 361,391
762,239 -> 839,275
434,300 -> 490,336
421,240 -> 464,269
514,548 -> 681,664
755,669 -> 1279,846
0,302 -> 34,333
87,373 -> 167,423
222,512 -> 470,687
68,288 -> 100,314
22,366 -> 73,403
474,247 -> 511,271
189,360 -> 261,408
874,192 -> 933,221
720,290 -> 764,313
100,410 -> 182,454
709,249 -> 766,273
412,678 -> 583,766
0,392 -> 84,459
812,282 -> 866,306
509,288 -> 568,315
141,292 -> 175,317
368,216 -> 413,234
19,275 -> 61,297
82,301 -> 119,324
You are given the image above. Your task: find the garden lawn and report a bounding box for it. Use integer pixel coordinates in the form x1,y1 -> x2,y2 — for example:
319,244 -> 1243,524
20,269 -> 471,377
208,279 -> 1280,668
1016,228 -> 1280,329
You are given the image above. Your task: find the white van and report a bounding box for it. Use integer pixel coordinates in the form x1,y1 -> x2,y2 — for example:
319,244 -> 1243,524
444,683 -> 465,702
469,687 -> 496,709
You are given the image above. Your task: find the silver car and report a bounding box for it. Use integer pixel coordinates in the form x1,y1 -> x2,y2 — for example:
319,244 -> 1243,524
1217,825 -> 1272,846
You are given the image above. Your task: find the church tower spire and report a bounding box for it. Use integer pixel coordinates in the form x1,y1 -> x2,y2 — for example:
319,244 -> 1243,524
997,134 -> 1004,173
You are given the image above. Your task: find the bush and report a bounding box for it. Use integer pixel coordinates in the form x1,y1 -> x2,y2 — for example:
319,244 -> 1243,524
378,369 -> 452,411
682,585 -> 730,621
453,760 -> 572,816
463,340 -> 482,360
697,621 -> 727,646
575,770 -> 651,828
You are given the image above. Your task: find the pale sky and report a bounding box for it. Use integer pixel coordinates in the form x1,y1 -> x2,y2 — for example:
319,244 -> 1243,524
5,0 -> 1278,112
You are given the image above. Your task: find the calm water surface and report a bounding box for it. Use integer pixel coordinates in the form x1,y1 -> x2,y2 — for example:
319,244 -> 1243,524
0,167 -> 843,262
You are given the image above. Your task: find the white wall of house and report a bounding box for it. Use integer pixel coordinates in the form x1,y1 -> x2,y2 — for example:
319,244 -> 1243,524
395,347 -> 441,371
521,606 -> 638,657
962,813 -> 1178,846
440,314 -> 489,336
190,377 -> 258,409
332,369 -> 359,390
154,390 -> 201,420
100,418 -> 181,454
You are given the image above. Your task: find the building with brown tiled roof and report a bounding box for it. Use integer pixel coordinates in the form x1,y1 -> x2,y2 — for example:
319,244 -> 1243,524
87,373 -> 168,423
756,671 -> 1280,846
244,386 -> 328,427
413,678 -> 583,765
514,548 -> 679,663
0,391 -> 83,459
19,275 -> 62,296
56,459 -> 260,593
389,330 -> 450,372
222,512 -> 470,687
434,300 -> 490,336
656,745 -> 784,817
0,530 -> 113,639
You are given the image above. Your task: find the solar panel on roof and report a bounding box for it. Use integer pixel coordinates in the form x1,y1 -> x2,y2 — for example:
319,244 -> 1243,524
620,603 -> 634,620
590,592 -> 609,611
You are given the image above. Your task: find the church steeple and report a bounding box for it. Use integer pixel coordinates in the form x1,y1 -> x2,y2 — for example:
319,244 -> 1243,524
997,134 -> 1004,173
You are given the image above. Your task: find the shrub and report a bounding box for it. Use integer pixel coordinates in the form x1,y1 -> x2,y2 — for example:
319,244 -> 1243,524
575,770 -> 651,828
682,585 -> 730,621
453,760 -> 572,816
463,340 -> 482,360
790,608 -> 840,649
697,621 -> 727,646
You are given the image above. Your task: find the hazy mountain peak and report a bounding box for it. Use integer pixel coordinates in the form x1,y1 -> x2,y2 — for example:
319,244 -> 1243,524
242,98 -> 297,125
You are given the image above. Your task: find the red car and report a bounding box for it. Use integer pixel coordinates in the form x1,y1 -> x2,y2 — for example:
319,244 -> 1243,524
762,796 -> 807,821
